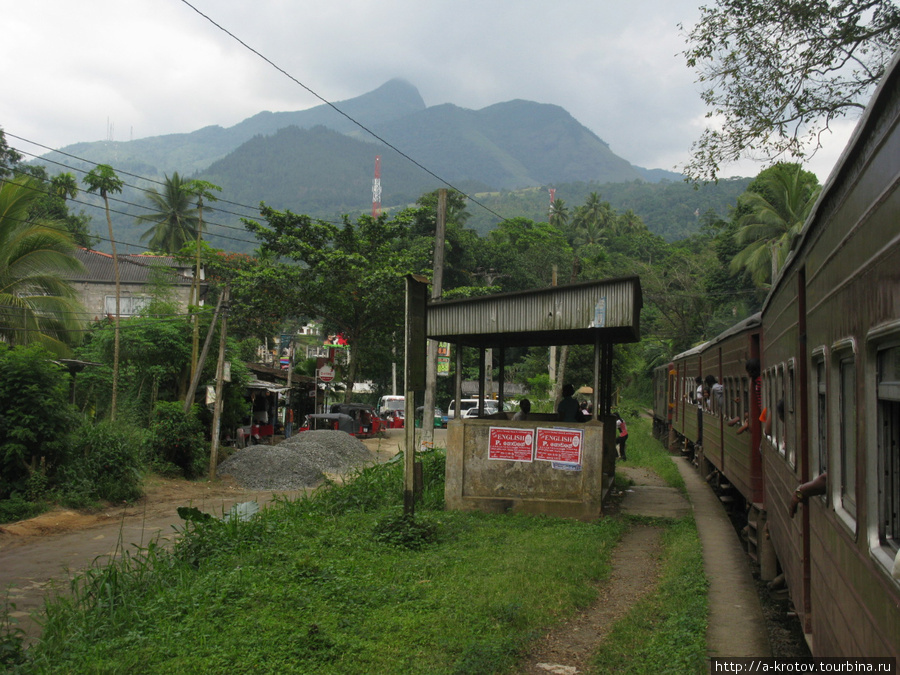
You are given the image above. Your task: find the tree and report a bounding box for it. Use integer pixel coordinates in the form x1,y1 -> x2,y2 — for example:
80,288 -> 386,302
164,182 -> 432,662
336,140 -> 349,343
83,164 -> 124,420
245,208 -> 429,399
180,179 -> 221,387
572,192 -> 613,247
0,176 -> 85,355
549,197 -> 570,230
730,163 -> 821,286
136,172 -> 200,253
0,127 -> 22,179
682,0 -> 900,182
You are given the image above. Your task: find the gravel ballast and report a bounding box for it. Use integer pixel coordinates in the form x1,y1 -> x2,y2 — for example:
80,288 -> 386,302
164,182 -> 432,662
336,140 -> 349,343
216,431 -> 377,490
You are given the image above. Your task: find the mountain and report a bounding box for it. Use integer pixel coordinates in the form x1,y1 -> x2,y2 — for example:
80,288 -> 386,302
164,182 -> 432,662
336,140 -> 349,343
37,79 -> 427,178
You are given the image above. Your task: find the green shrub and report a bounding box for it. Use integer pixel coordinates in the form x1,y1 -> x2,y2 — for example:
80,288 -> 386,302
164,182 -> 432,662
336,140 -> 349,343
0,495 -> 48,524
0,344 -> 77,498
56,420 -> 146,506
147,402 -> 207,479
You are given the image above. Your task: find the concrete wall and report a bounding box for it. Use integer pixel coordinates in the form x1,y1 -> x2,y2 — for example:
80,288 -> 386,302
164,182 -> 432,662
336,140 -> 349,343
75,281 -> 193,319
444,416 -> 617,520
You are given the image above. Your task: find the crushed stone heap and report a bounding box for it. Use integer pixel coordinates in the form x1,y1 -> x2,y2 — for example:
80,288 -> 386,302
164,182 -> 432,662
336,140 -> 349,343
216,430 -> 375,490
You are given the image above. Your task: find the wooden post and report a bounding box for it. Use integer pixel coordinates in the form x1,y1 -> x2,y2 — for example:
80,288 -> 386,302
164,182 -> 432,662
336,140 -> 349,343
184,289 -> 226,413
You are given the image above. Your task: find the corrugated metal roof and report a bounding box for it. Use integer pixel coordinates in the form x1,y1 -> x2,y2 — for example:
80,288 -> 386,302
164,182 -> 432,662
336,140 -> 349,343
67,248 -> 193,285
427,276 -> 642,348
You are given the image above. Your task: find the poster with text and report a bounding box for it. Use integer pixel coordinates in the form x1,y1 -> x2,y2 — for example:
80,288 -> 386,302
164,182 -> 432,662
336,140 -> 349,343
488,427 -> 534,462
535,427 -> 583,464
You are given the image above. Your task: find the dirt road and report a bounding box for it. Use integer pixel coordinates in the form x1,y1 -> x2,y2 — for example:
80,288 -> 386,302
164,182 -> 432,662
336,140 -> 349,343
0,430 -> 411,643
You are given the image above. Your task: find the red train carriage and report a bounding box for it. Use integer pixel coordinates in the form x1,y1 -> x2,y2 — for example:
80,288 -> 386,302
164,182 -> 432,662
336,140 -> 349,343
759,49 -> 900,657
655,50 -> 900,659
668,342 -> 707,454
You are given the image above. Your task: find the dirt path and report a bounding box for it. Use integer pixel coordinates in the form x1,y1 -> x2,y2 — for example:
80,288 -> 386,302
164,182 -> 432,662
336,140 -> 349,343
0,432 -> 404,644
519,525 -> 663,675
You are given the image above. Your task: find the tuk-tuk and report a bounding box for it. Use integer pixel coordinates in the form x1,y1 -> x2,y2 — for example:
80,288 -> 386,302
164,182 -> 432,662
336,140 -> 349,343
300,413 -> 357,435
328,403 -> 383,438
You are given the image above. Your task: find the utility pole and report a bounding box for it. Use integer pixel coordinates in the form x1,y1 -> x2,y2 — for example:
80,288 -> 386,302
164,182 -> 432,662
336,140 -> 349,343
183,289 -> 226,413
421,189 -> 446,449
208,287 -> 229,481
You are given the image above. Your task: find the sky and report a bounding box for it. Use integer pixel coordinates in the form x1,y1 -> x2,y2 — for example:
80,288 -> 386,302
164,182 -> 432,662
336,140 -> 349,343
3,0 -> 858,184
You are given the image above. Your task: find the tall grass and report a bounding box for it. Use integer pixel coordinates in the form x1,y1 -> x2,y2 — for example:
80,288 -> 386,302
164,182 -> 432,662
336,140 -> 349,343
23,449 -> 628,674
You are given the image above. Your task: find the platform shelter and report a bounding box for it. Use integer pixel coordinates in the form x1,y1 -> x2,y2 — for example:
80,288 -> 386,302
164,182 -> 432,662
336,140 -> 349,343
427,276 -> 642,520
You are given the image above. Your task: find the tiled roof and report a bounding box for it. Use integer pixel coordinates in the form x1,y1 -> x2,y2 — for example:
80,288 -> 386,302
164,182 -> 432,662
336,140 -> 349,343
67,248 -> 194,285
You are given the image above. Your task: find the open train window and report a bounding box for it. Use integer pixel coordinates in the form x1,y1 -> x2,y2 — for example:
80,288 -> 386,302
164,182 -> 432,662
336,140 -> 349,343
876,345 -> 900,558
834,344 -> 858,526
786,361 -> 796,470
812,351 -> 827,480
775,365 -> 785,457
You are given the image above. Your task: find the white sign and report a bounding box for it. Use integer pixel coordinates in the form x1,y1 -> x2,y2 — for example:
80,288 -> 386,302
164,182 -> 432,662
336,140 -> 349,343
318,364 -> 335,382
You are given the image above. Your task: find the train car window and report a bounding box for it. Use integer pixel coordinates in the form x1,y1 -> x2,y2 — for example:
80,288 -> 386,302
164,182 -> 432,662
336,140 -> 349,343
776,366 -> 785,457
787,362 -> 796,469
742,377 -> 749,426
813,357 -> 827,479
876,345 -> 900,557
839,354 -> 858,521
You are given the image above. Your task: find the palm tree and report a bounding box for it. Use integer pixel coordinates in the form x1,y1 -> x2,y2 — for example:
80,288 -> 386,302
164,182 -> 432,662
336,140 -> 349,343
549,198 -> 569,230
572,192 -> 613,247
0,176 -> 85,354
50,172 -> 79,202
83,164 -> 124,420
730,164 -> 821,286
136,172 -> 201,253
181,179 -> 221,385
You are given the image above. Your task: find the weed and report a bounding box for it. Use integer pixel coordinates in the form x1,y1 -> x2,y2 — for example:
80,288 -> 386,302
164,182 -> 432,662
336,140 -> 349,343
372,511 -> 440,549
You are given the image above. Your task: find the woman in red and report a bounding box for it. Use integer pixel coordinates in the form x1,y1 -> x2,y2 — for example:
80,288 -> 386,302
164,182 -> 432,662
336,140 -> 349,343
615,415 -> 628,461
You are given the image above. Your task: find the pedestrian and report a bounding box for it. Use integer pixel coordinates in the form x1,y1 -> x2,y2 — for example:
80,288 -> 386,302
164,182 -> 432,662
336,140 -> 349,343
513,398 -> 531,421
557,384 -> 581,422
615,414 -> 628,461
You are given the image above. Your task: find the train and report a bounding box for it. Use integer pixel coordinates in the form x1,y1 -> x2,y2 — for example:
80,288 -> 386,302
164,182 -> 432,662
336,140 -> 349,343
652,51 -> 900,658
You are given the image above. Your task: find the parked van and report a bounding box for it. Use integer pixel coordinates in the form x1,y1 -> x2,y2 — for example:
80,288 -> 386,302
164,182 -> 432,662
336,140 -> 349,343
447,398 -> 498,420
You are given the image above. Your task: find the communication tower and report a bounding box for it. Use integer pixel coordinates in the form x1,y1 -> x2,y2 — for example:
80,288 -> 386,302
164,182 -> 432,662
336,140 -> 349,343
372,155 -> 382,218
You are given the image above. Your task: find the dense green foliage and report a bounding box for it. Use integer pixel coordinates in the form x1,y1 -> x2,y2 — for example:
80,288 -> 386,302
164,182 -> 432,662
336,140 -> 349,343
56,420 -> 147,507
146,402 -> 207,479
0,344 -> 75,499
682,0 -> 900,182
0,175 -> 87,354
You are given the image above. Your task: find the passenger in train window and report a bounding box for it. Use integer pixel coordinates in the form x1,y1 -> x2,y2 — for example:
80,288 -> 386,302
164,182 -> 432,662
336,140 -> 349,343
789,472 -> 827,517
694,376 -> 704,406
706,375 -> 724,413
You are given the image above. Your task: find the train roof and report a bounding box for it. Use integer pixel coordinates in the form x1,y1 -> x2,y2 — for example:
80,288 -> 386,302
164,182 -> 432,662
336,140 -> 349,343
671,340 -> 710,362
703,313 -> 762,348
764,47 -> 900,308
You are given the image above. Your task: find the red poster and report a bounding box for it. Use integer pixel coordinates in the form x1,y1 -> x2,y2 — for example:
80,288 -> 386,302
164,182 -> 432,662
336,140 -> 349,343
488,427 -> 534,462
535,427 -> 583,464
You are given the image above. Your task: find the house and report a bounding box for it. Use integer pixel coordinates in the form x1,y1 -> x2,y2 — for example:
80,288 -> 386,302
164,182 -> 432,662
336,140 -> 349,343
67,248 -> 203,320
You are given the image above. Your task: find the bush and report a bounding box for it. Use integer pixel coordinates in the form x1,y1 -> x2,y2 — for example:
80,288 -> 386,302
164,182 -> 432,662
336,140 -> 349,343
147,402 -> 207,479
0,496 -> 48,525
56,420 -> 147,506
0,344 -> 77,499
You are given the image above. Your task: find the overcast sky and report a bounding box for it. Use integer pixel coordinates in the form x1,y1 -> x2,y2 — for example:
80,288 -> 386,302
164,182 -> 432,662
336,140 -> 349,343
3,0 -> 857,184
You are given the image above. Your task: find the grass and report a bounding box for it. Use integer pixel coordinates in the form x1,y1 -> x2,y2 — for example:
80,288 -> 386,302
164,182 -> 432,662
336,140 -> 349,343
6,418 -> 708,674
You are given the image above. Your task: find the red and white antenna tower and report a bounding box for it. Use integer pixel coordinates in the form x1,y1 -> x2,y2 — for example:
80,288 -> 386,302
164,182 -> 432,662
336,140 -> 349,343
372,155 -> 382,218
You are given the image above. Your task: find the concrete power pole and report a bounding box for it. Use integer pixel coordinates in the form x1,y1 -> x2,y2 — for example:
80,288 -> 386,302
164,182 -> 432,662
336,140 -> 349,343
208,287 -> 229,481
421,189 -> 447,449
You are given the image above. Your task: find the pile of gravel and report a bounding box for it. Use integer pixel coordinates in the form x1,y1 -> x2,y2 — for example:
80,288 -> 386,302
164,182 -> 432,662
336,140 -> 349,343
216,431 -> 375,490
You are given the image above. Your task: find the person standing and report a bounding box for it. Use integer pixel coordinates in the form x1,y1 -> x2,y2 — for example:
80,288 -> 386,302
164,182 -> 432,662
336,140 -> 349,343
557,384 -> 581,422
616,415 -> 628,461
